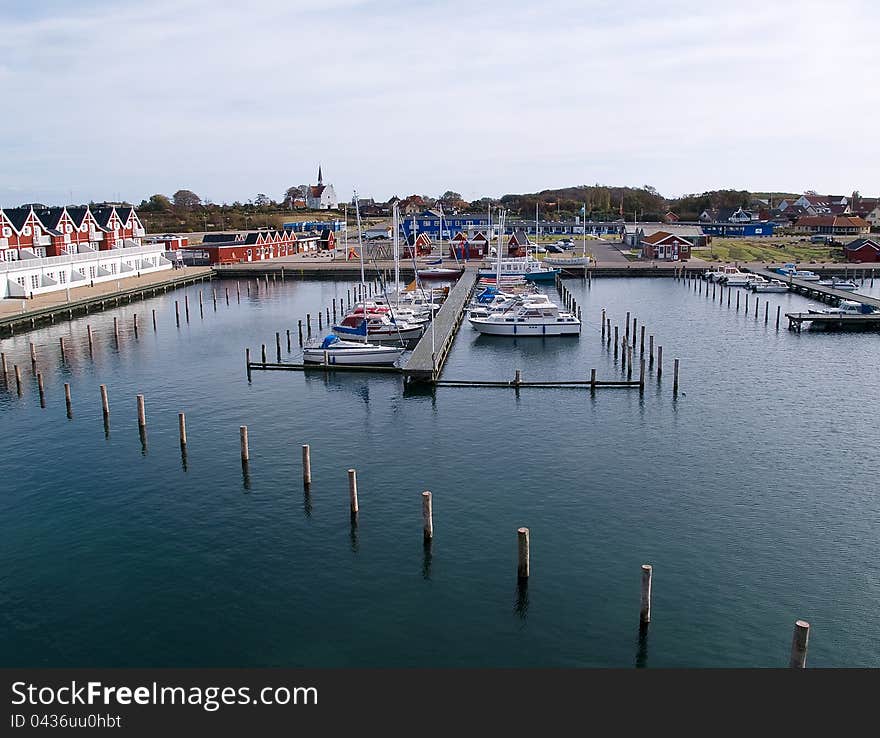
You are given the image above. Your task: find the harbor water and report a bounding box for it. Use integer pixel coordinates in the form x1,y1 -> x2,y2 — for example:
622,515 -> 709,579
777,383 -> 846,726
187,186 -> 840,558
2,275 -> 879,667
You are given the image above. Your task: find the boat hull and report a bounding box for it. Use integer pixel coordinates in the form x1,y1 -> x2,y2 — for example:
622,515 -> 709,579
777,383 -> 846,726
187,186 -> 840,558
468,318 -> 581,336
417,268 -> 462,280
332,324 -> 424,341
303,347 -> 404,365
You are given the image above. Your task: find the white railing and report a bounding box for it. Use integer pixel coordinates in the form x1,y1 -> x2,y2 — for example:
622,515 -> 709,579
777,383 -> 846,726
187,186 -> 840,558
0,244 -> 170,274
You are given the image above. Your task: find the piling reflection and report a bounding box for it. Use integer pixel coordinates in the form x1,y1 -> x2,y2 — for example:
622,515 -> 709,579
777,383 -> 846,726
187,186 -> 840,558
102,414 -> 111,440
303,484 -> 312,518
241,460 -> 251,491
349,513 -> 359,552
180,445 -> 188,472
422,539 -> 433,580
635,622 -> 649,668
513,579 -> 529,620
138,426 -> 148,455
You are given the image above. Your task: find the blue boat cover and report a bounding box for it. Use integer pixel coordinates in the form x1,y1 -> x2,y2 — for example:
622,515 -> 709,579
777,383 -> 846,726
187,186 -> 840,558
320,335 -> 340,348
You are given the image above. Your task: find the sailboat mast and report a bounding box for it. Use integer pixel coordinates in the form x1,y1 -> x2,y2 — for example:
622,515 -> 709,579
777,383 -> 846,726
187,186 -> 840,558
354,192 -> 365,288
393,202 -> 400,307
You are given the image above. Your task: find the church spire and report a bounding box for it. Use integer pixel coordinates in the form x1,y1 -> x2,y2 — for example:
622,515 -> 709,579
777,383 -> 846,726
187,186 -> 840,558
317,164 -> 323,185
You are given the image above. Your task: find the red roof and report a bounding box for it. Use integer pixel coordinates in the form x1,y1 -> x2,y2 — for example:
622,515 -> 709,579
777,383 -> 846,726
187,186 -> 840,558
796,216 -> 868,227
642,231 -> 688,245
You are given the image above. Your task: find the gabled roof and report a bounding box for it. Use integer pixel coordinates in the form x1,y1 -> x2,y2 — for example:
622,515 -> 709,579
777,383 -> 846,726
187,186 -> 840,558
116,206 -> 134,224
642,231 -> 689,245
66,207 -> 90,227
34,207 -> 66,230
844,238 -> 880,251
203,233 -> 241,243
90,206 -> 116,228
309,185 -> 326,198
508,229 -> 530,245
4,207 -> 34,232
795,215 -> 869,227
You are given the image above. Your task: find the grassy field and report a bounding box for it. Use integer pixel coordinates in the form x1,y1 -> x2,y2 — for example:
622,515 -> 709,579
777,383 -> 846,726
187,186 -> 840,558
694,237 -> 843,263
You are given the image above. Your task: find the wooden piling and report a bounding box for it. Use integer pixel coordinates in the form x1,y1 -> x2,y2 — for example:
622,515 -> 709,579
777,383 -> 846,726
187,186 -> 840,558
225,287 -> 230,306
776,305 -> 781,330
240,425 -> 249,461
318,312 -> 323,330
1,351 -> 6,376
30,341 -> 36,366
59,336 -> 66,360
261,344 -> 267,365
632,317 -> 638,348
152,309 -> 157,330
302,444 -> 311,486
657,346 -> 663,377
649,334 -> 654,361
601,308 -> 606,339
326,307 -> 330,325
245,348 -> 251,381
517,527 -> 530,579
640,325 -> 645,356
286,329 -> 291,352
175,300 -> 180,326
333,300 -> 337,321
134,313 -> 139,337
755,296 -> 759,318
590,368 -> 596,391
185,294 -> 190,321
100,384 -> 109,415
199,290 -> 204,318
14,365 -> 22,395
275,332 -> 282,362
422,490 -> 433,540
247,283 -> 251,297
307,314 -> 311,334
614,326 -> 619,356
727,288 -> 730,307
136,394 -> 146,427
178,412 -> 187,446
627,345 -> 633,380
348,468 -> 359,513
736,291 -> 740,311
639,358 -> 645,390
606,318 -> 611,345
212,289 -> 217,311
113,316 -> 119,341
745,293 -> 749,313
298,320 -> 303,345
789,620 -> 810,668
37,372 -> 45,406
640,564 -> 653,624
764,301 -> 769,324
237,282 -> 241,302
514,369 -> 522,386
625,311 -> 630,342
673,358 -> 680,394
64,383 -> 72,416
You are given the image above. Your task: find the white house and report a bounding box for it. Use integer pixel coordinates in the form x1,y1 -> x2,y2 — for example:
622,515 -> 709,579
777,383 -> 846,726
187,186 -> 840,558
1,244 -> 172,299
867,205 -> 880,228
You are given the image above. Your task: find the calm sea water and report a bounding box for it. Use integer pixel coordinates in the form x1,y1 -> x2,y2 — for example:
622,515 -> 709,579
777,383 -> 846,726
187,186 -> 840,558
1,274 -> 878,667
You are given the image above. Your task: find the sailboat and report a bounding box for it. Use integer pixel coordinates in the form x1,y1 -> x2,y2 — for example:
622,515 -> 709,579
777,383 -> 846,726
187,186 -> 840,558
303,319 -> 406,365
542,201 -> 592,268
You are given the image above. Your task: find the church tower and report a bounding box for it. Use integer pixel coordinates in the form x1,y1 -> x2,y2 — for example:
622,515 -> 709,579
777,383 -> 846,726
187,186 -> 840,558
317,165 -> 323,186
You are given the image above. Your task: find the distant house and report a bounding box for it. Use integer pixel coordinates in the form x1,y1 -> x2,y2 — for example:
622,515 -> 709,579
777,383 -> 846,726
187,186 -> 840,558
319,228 -> 336,250
843,237 -> 880,263
404,231 -> 433,257
640,231 -> 690,261
663,211 -> 679,223
793,215 -> 870,236
701,206 -> 755,223
306,166 -> 337,209
507,229 -> 531,256
794,194 -> 848,210
865,205 -> 880,228
185,229 -> 315,264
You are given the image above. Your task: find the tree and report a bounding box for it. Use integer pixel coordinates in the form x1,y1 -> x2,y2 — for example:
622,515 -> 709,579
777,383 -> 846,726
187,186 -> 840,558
254,193 -> 271,207
140,193 -> 172,212
173,189 -> 201,211
283,187 -> 303,209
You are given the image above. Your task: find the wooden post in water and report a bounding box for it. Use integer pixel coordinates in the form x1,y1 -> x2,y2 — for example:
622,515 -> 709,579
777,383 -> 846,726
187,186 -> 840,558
133,313 -> 139,337
261,344 -> 267,366
302,444 -> 311,486
640,325 -> 645,356
247,283 -> 251,297
601,308 -> 606,339
755,296 -> 759,318
37,372 -> 45,407
764,302 -> 769,324
275,332 -> 281,362
1,351 -> 6,377
736,291 -> 740,311
100,384 -> 109,416
613,326 -> 619,357
727,287 -> 731,307
185,294 -> 190,321
639,358 -> 645,390
198,290 -> 204,318
649,335 -> 654,362
113,316 -> 119,341
64,383 -> 72,417
517,527 -> 530,579
152,309 -> 157,330
212,289 -> 217,311
789,620 -> 810,668
318,312 -> 323,330
298,320 -> 303,345
745,292 -> 749,314
59,337 -> 66,360
14,365 -> 22,395
326,307 -> 330,325
640,564 -> 653,624
422,491 -> 433,540
632,317 -> 638,348
657,346 -> 663,377
178,412 -> 187,446
136,394 -> 146,428
30,341 -> 36,366
627,345 -> 633,380
348,469 -> 359,514
245,348 -> 251,381
237,282 -> 241,302
625,311 -> 630,342
776,305 -> 781,330
286,329 -> 291,352
225,288 -> 230,306
514,369 -> 522,387
673,358 -> 680,394
175,300 -> 180,326
240,426 -> 249,462
306,314 -> 311,335
333,300 -> 337,321
590,368 -> 596,392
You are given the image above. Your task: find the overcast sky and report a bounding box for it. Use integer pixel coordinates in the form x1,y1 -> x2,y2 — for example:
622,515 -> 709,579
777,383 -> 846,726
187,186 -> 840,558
2,0 -> 878,207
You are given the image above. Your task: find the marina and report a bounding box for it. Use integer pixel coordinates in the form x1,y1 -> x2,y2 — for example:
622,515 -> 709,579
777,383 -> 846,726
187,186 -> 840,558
3,273 -> 879,667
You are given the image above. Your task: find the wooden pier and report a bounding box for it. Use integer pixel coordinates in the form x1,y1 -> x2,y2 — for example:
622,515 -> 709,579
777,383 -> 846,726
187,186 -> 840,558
784,312 -> 880,331
403,270 -> 479,383
749,268 -> 880,311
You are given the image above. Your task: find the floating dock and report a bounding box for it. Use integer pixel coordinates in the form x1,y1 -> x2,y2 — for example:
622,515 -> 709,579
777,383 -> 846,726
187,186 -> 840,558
749,268 -> 880,310
402,270 -> 479,383
784,312 -> 880,331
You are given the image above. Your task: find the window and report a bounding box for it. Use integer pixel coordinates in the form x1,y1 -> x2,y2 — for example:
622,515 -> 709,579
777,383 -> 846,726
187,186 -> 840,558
23,226 -> 31,236
66,224 -> 73,233
47,272 -> 54,281
17,276 -> 25,287
2,227 -> 10,237
59,271 -> 66,284
89,266 -> 96,278
110,263 -> 117,274
31,275 -> 40,289
80,224 -> 88,233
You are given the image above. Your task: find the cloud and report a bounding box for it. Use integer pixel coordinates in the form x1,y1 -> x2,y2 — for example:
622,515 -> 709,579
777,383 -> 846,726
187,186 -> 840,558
1,0 -> 878,205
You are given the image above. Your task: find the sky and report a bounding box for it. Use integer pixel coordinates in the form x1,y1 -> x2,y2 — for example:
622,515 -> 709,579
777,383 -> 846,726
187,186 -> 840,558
1,0 -> 878,207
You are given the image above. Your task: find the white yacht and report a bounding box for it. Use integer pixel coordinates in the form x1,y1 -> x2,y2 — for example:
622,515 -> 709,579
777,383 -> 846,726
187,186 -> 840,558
468,294 -> 580,336
303,335 -> 405,365
751,278 -> 790,293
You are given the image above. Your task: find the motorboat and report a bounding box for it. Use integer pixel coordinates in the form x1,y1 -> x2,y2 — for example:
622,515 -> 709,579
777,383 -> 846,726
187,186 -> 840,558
348,301 -> 430,325
417,266 -> 464,280
750,278 -> 790,293
468,294 -> 580,336
720,271 -> 754,286
479,256 -> 559,282
807,300 -> 878,316
706,265 -> 743,282
303,335 -> 405,365
775,264 -> 820,281
816,278 -> 857,291
541,254 -> 592,268
333,313 -> 424,341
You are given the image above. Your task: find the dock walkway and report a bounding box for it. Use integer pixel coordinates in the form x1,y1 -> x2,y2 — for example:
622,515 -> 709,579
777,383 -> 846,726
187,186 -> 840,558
403,270 -> 478,383
749,268 -> 880,310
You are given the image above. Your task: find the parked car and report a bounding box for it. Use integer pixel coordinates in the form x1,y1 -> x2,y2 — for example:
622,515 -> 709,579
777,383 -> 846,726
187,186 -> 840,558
546,244 -> 564,253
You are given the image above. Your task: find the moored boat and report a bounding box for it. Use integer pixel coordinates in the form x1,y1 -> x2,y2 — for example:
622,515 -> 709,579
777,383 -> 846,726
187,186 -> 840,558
479,256 -> 559,282
333,313 -> 424,341
467,294 -> 580,336
751,278 -> 790,293
303,335 -> 406,365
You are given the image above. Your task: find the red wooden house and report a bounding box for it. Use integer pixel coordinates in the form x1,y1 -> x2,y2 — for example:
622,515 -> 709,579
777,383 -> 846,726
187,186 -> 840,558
640,231 -> 691,261
507,230 -> 531,257
843,238 -> 880,263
